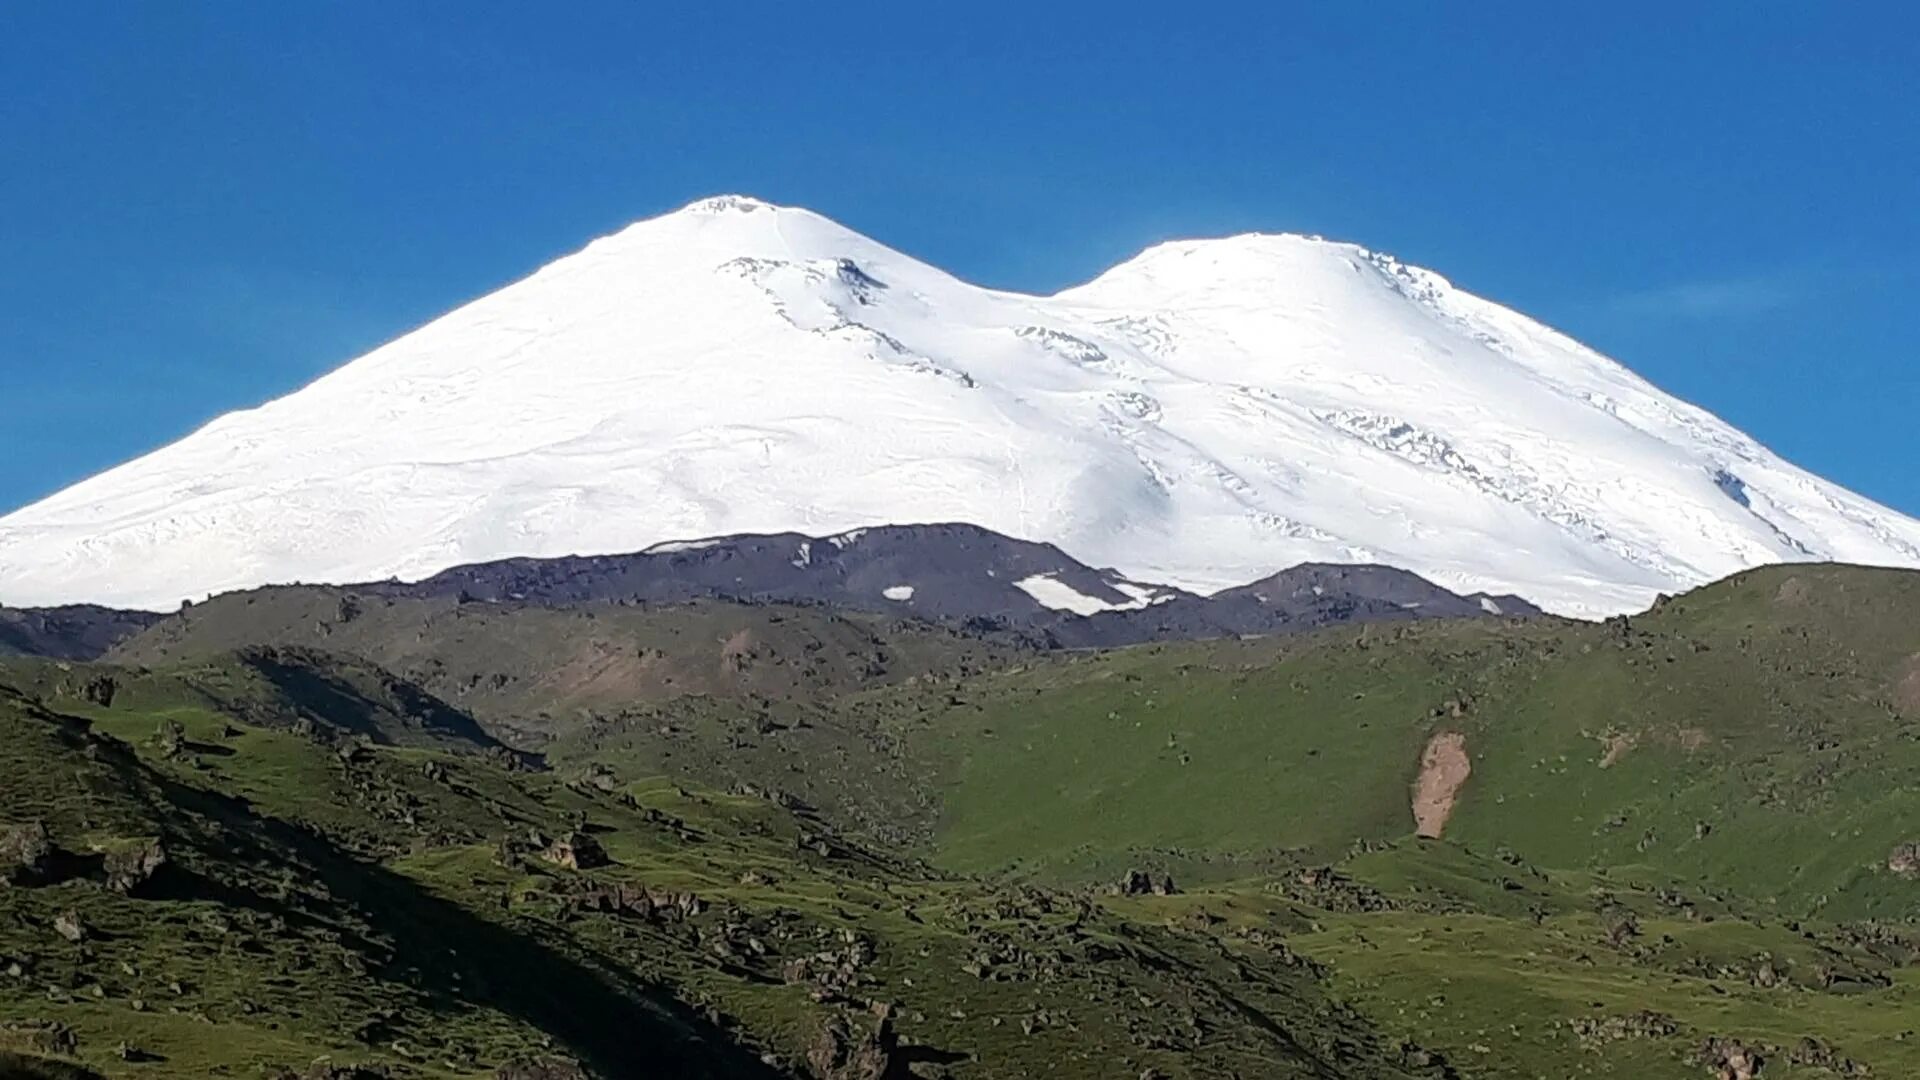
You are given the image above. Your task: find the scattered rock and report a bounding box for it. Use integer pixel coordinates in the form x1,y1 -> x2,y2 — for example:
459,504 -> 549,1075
116,1040 -> 162,1062
0,821 -> 53,885
1699,1036 -> 1765,1080
1395,1042 -> 1454,1074
1604,913 -> 1640,947
495,1057 -> 591,1080
807,1013 -> 896,1080
154,720 -> 186,759
0,1018 -> 78,1055
52,910 -> 87,943
1283,866 -> 1396,913
564,879 -> 703,922
1565,1010 -> 1678,1043
1888,842 -> 1920,878
1787,1036 -> 1867,1076
575,763 -> 620,793
541,831 -> 610,871
1598,731 -> 1636,768
100,838 -> 167,895
81,674 -> 118,707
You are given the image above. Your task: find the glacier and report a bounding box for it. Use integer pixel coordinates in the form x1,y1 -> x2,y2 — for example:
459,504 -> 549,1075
4,194 -> 1917,615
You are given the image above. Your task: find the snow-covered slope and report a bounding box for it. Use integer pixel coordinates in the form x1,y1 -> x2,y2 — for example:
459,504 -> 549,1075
5,195 -> 1918,615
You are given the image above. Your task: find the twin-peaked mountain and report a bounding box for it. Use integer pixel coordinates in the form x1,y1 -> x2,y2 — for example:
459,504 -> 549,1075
4,194 -> 1917,615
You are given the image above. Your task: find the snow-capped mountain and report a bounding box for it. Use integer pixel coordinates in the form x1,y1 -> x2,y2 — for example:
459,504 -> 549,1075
4,195 -> 1918,615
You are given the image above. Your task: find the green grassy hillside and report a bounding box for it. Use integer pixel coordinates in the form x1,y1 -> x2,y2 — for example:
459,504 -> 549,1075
111,588 -> 1028,746
7,563 -> 1919,1077
2,647 -> 505,755
792,565 -> 1920,920
0,671 -> 1476,1079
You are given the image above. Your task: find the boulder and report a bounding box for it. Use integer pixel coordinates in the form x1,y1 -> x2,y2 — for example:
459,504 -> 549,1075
575,763 -> 620,793
541,831 -> 610,871
80,675 -> 118,708
52,911 -> 86,944
807,1014 -> 896,1080
99,838 -> 167,895
0,821 -> 52,886
1700,1037 -> 1765,1080
153,720 -> 186,759
1888,842 -> 1920,878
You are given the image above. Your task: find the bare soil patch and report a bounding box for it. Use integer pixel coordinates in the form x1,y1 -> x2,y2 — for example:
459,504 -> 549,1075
1774,576 -> 1811,606
1896,653 -> 1920,716
1412,731 -> 1471,839
719,628 -> 756,674
1598,731 -> 1636,769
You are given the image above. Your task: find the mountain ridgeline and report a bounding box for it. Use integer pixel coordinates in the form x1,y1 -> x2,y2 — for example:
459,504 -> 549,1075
2,523 -> 1539,667
370,522 -> 1541,645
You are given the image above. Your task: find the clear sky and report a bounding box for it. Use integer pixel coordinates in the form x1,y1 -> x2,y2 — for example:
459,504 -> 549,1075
2,4 -> 1915,517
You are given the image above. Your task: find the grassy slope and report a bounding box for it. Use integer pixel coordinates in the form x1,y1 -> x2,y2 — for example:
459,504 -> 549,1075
7,564 -> 1919,1077
871,566 -> 1920,919
1,676 -> 1460,1079
2,649 -> 504,755
522,564 -> 1920,1076
0,683 -> 774,1078
111,588 -> 1026,745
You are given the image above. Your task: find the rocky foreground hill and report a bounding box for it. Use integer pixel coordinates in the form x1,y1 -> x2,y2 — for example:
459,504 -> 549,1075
1,563 -> 1918,1077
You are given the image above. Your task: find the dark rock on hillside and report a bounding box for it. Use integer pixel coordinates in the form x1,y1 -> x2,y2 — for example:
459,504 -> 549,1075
0,1020 -> 79,1058
1054,562 -> 1538,647
388,523 -> 1162,624
1889,842 -> 1920,878
495,1059 -> 591,1080
808,1012 -> 898,1080
541,831 -> 610,871
0,821 -> 53,886
1699,1036 -> 1765,1080
371,523 -> 1541,647
225,645 -> 508,754
0,605 -> 163,660
100,838 -> 167,895
51,910 -> 86,944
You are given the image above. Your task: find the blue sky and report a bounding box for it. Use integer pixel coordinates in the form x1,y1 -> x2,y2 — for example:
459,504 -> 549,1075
2,3 -> 1915,517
